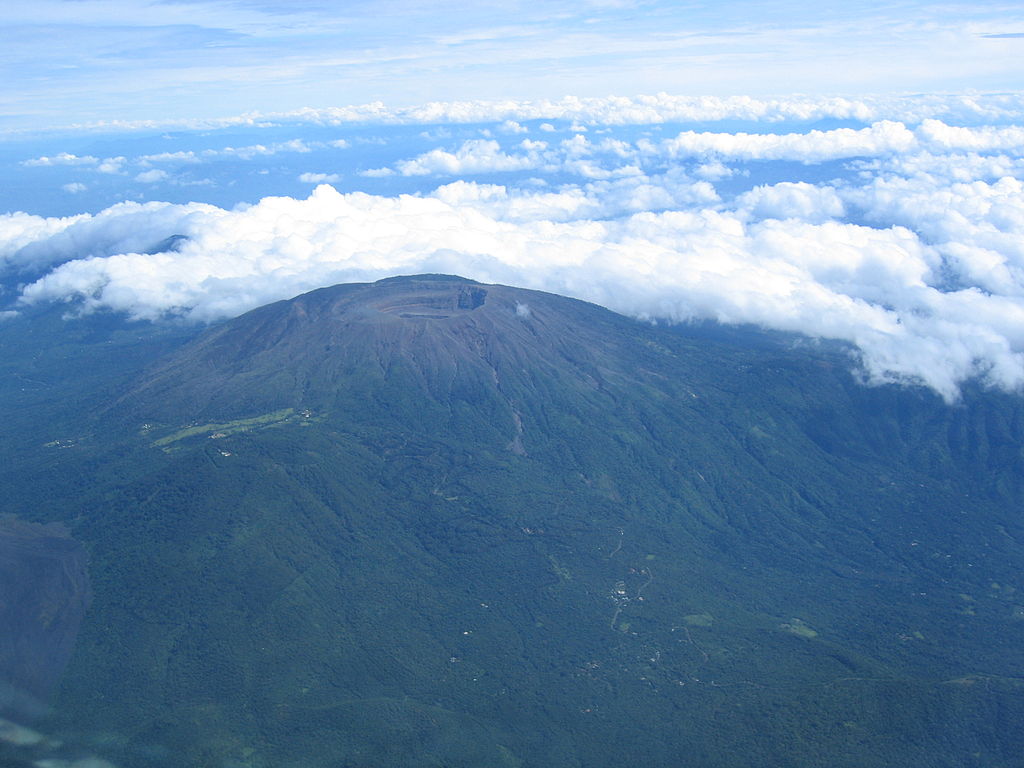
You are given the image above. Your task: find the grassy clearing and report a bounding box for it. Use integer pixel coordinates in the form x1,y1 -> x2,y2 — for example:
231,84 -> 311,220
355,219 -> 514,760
152,408 -> 302,447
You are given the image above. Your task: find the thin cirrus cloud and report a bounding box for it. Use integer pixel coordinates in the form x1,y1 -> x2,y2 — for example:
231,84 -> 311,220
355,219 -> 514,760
4,1 -> 1024,131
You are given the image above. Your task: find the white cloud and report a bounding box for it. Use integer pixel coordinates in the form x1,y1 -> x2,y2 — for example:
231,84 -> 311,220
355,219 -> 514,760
136,141 -> 330,168
389,134 -> 647,180
579,170 -> 719,215
23,153 -> 98,167
560,134 -> 592,157
209,140 -> 312,160
0,201 -> 216,272
432,180 -> 598,222
653,121 -> 917,163
376,120 -> 944,186
97,157 -> 127,174
0,211 -> 87,267
135,169 -> 169,183
736,182 -> 845,224
62,182 -> 88,193
917,119 -> 1024,152
396,139 -> 541,176
845,175 -> 1024,298
23,152 -> 127,174
298,172 -> 341,183
138,150 -> 200,165
44,93 -> 1024,138
303,93 -> 1024,128
856,150 -> 1024,184
693,160 -> 735,180
7,180 -> 1024,401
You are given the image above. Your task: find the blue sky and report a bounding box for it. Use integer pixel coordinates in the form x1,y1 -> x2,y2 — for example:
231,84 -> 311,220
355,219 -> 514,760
3,0 -> 1024,131
3,2 -> 1024,401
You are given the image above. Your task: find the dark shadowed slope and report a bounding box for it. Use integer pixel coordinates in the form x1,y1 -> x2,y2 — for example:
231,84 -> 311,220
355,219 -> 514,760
3,275 -> 1024,768
0,518 -> 89,719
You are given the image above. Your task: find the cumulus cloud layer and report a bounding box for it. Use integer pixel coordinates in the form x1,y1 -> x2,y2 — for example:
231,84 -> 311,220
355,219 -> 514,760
274,94 -> 1024,130
51,93 -> 1024,134
5,94 -> 1024,402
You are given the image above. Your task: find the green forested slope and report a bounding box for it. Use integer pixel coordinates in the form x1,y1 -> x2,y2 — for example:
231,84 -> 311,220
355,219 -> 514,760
2,276 -> 1023,767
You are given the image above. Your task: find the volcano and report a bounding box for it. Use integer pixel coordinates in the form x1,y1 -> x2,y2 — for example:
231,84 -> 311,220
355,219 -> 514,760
3,275 -> 1024,767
